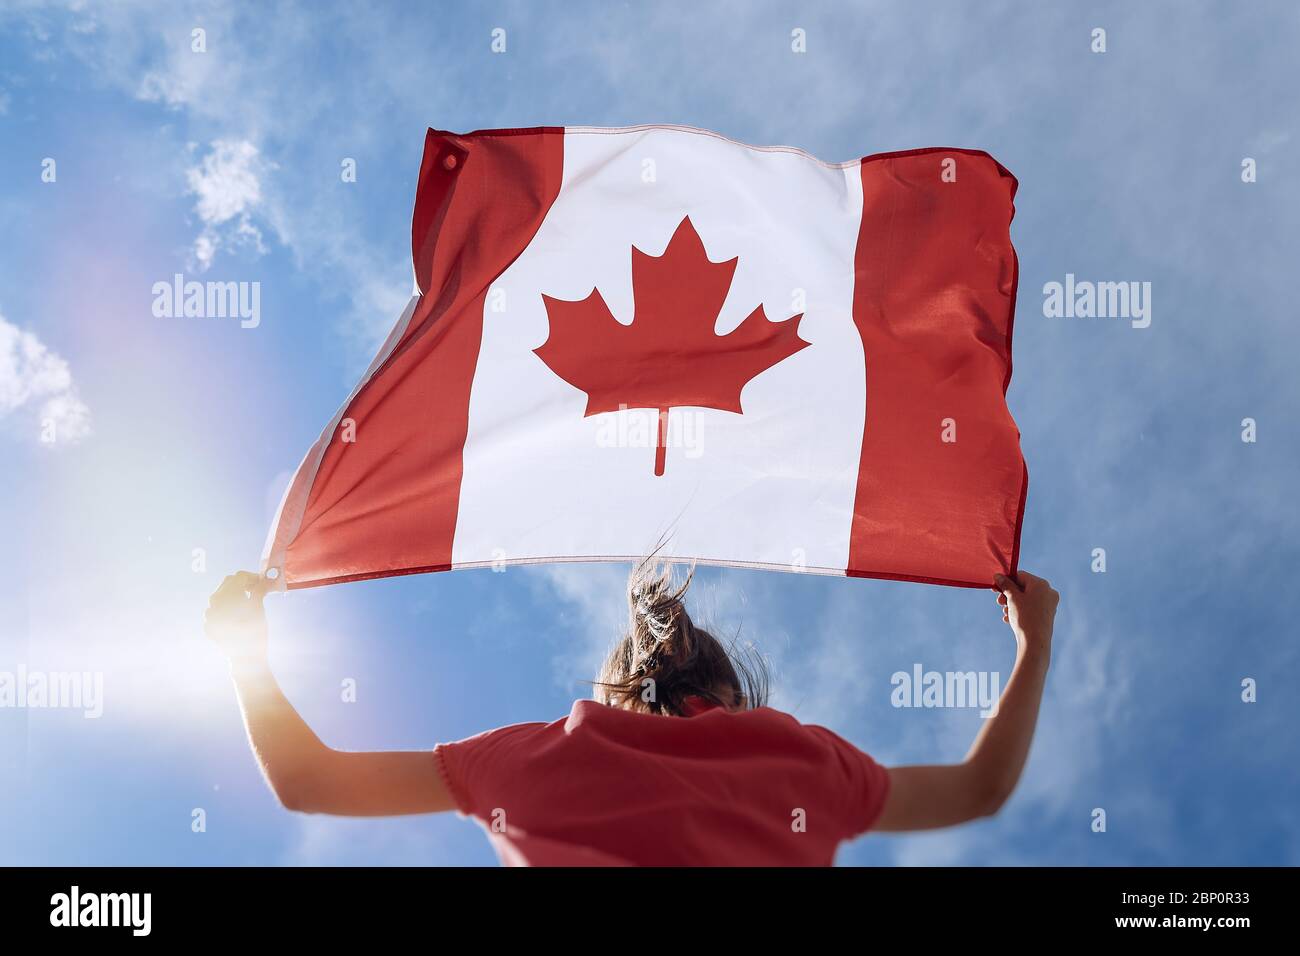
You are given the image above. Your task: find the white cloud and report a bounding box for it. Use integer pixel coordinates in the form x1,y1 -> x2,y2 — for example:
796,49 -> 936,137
528,563 -> 632,693
887,590 -> 1129,865
6,2 -> 441,370
185,139 -> 271,271
0,313 -> 90,445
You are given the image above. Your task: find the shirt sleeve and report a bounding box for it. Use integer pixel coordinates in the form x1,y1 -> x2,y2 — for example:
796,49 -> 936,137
804,725 -> 892,838
433,721 -> 548,819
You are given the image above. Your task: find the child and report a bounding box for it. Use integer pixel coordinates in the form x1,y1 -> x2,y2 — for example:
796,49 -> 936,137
205,561 -> 1057,866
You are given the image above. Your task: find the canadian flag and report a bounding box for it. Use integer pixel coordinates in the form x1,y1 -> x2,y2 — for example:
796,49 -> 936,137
262,126 -> 1025,590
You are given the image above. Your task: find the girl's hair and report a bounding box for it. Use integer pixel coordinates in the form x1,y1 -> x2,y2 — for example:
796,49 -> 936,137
593,558 -> 770,716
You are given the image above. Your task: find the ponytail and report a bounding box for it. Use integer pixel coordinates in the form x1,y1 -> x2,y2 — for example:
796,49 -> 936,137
593,558 -> 770,716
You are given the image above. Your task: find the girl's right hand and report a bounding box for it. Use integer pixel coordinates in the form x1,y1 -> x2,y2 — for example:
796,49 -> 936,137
993,570 -> 1058,649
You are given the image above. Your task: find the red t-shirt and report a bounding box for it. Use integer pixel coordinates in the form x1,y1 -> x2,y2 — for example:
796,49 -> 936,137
433,697 -> 891,866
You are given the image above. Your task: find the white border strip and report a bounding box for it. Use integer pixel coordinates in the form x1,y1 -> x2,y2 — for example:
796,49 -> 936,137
442,553 -> 847,578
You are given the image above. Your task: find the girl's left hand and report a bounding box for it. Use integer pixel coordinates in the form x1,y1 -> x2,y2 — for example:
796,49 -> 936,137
204,571 -> 270,664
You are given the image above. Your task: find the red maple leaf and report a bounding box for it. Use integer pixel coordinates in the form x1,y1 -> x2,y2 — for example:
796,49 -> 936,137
534,216 -> 810,476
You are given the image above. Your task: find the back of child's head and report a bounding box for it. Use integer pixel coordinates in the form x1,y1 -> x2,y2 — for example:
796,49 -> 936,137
594,558 -> 769,716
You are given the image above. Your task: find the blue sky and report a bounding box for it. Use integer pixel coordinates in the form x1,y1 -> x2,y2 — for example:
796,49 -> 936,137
1,0 -> 1297,866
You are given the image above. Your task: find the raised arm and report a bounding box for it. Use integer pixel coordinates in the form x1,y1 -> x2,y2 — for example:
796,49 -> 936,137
873,570 -> 1058,832
205,572 -> 455,816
